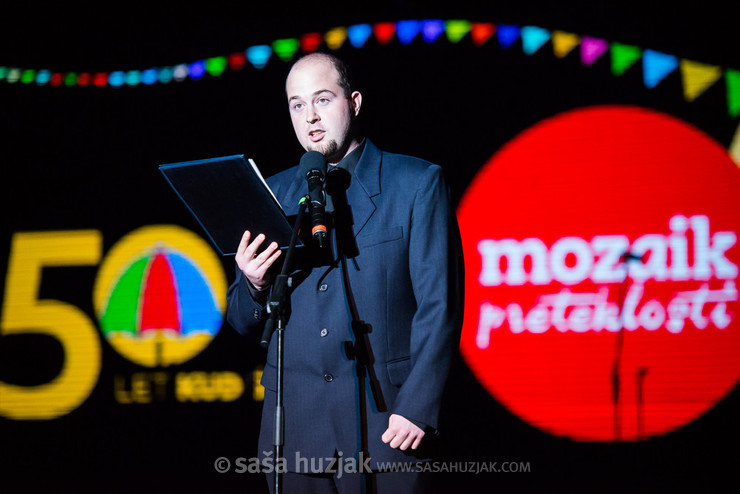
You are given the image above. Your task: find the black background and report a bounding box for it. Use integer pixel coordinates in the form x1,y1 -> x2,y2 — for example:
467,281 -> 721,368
1,2 -> 738,492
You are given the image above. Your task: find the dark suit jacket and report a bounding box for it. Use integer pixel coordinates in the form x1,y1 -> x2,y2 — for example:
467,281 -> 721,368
226,139 -> 463,470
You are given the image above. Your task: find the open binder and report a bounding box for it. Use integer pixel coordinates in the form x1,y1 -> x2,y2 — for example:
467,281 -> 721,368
159,154 -> 302,256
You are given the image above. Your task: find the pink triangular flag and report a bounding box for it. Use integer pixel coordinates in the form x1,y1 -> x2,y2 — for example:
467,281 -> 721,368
581,36 -> 608,66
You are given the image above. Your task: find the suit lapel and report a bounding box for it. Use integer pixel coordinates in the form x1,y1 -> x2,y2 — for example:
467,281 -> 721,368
347,140 -> 381,238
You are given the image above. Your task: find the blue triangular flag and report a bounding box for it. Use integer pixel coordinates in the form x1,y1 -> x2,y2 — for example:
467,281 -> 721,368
521,26 -> 551,55
643,49 -> 678,88
396,20 -> 420,45
497,24 -> 520,49
347,24 -> 373,48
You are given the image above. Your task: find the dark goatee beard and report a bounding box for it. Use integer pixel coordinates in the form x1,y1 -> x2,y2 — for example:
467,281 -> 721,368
309,139 -> 344,164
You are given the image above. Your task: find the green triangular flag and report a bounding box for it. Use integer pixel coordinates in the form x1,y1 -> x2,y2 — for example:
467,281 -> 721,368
726,69 -> 740,118
611,42 -> 641,76
445,20 -> 471,43
272,38 -> 300,62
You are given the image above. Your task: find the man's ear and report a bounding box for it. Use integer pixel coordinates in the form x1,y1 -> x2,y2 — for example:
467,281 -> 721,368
350,91 -> 362,117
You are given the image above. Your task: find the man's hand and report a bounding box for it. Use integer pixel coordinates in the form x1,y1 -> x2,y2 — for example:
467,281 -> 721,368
381,414 -> 425,451
235,230 -> 282,291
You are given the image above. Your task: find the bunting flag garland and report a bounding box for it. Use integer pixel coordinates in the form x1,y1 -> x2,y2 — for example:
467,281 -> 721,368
552,31 -> 580,58
373,22 -> 396,45
727,70 -> 740,118
496,24 -> 521,49
731,120 -> 740,167
1,19 -> 738,119
611,42 -> 642,76
643,49 -> 679,88
246,45 -> 272,69
421,20 -> 445,43
445,20 -> 471,43
324,27 -> 347,50
347,24 -> 373,48
521,26 -> 551,55
272,39 -> 300,62
396,20 -> 420,45
300,32 -> 323,53
680,59 -> 722,102
470,23 -> 496,46
580,36 -> 609,66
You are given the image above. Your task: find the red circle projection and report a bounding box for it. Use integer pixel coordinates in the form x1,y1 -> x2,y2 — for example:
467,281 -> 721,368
457,105 -> 740,441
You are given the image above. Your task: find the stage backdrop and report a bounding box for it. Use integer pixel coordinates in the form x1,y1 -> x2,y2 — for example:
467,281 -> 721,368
2,9 -> 739,493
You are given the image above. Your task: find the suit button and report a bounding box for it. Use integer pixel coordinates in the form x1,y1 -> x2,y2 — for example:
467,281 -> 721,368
320,328 -> 328,337
319,283 -> 328,292
253,309 -> 261,320
323,373 -> 334,382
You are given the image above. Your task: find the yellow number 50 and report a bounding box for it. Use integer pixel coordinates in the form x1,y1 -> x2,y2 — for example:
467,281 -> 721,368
1,231 -> 102,420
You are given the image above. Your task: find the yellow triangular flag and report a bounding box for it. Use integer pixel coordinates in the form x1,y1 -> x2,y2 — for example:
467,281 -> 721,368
325,27 -> 348,50
552,31 -> 580,58
680,59 -> 722,102
730,121 -> 740,168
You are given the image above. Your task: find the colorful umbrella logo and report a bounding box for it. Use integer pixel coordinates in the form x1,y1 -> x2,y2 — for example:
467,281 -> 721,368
94,225 -> 227,367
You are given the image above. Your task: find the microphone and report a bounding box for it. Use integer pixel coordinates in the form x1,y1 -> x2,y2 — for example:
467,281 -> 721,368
299,151 -> 328,248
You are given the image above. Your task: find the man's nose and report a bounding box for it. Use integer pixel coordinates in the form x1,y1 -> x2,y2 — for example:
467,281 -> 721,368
306,105 -> 320,123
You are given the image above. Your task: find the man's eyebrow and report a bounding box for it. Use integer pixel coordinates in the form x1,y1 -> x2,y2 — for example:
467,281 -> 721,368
313,89 -> 337,97
288,89 -> 337,102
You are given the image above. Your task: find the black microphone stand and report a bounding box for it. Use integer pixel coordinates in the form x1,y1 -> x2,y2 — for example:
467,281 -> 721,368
327,168 -> 386,494
611,251 -> 643,441
260,195 -> 308,494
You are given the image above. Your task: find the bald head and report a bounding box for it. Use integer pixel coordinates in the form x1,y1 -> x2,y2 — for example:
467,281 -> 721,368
287,52 -> 355,99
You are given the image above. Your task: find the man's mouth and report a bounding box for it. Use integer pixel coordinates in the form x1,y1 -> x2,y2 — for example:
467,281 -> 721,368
309,130 -> 324,141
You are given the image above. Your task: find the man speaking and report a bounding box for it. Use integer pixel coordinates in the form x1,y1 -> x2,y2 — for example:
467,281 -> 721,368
226,52 -> 463,493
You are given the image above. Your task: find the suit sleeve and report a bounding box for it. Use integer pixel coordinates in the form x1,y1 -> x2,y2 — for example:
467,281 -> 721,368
226,264 -> 269,341
391,164 -> 464,431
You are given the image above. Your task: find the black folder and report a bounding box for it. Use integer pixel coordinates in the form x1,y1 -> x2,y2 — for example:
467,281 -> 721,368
159,155 -> 301,256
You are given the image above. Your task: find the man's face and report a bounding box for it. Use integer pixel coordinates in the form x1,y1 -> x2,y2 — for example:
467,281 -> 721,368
286,57 -> 361,164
